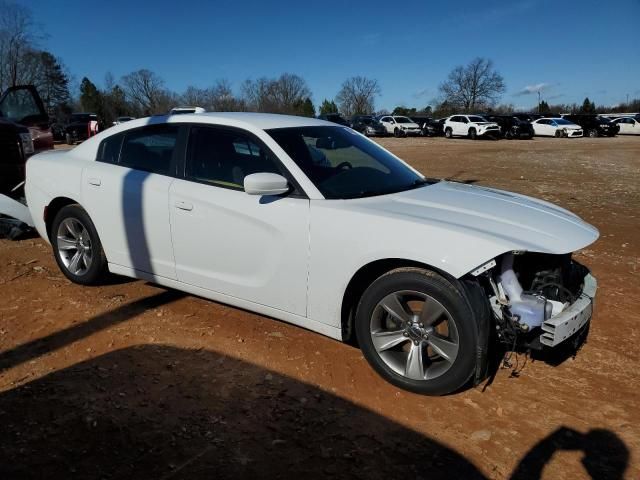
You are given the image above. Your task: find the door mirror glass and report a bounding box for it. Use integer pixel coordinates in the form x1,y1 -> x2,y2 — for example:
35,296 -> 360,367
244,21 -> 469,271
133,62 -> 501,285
244,172 -> 289,196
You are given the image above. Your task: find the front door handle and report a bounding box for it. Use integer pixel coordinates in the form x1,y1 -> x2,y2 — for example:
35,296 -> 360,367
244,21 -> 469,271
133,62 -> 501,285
174,200 -> 193,211
88,177 -> 101,186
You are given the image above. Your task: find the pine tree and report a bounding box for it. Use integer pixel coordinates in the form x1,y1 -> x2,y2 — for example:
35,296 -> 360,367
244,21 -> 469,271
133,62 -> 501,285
319,99 -> 338,114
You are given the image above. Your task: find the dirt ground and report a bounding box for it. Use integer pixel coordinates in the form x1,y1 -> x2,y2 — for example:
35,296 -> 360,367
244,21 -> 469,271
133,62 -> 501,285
0,136 -> 638,479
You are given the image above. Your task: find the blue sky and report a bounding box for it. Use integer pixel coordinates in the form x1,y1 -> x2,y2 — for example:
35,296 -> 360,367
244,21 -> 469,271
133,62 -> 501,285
19,0 -> 640,110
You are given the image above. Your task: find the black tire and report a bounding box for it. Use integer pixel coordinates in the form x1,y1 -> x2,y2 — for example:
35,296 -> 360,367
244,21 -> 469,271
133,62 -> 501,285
588,129 -> 598,138
355,268 -> 479,395
444,127 -> 453,139
394,128 -> 404,138
555,129 -> 562,138
65,133 -> 74,145
51,204 -> 108,285
468,128 -> 477,140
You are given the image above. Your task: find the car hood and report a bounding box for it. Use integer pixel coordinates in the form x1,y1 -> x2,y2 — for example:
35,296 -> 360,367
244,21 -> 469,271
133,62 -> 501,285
355,181 -> 599,255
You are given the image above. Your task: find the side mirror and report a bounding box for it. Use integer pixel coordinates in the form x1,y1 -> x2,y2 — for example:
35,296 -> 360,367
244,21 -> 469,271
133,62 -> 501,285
244,172 -> 290,196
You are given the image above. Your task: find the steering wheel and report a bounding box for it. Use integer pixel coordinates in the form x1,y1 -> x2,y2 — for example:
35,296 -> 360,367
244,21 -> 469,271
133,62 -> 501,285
335,161 -> 353,171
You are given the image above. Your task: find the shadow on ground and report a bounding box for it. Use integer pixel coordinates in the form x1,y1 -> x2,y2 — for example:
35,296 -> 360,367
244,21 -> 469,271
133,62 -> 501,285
0,344 -> 486,479
0,343 -> 629,479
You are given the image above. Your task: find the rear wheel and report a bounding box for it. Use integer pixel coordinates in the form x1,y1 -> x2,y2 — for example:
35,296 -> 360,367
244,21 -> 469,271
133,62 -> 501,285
444,127 -> 453,139
588,129 -> 598,138
51,204 -> 108,285
355,268 -> 478,395
65,133 -> 74,145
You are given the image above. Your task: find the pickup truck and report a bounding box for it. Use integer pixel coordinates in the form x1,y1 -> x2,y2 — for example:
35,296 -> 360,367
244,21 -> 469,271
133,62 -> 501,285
64,113 -> 100,144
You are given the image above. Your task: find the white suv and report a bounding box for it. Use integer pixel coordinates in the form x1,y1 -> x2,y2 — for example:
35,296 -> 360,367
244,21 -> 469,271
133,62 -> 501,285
444,115 -> 501,139
377,115 -> 422,137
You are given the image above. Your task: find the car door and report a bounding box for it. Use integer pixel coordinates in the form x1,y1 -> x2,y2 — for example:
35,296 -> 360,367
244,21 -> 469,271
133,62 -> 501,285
169,125 -> 310,316
536,119 -> 550,136
452,116 -> 465,136
82,124 -> 180,279
381,116 -> 394,134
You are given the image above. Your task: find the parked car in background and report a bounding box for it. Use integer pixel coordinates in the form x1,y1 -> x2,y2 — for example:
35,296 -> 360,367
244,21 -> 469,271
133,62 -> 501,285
317,113 -> 350,127
531,118 -> 583,138
610,116 -> 640,135
443,115 -> 500,139
0,85 -> 53,195
112,116 -> 136,126
64,113 -> 100,145
561,114 -> 618,137
409,116 -> 432,136
350,115 -> 387,136
484,115 -> 534,139
513,113 -> 561,122
377,115 -> 422,137
24,112 -> 599,395
425,118 -> 447,136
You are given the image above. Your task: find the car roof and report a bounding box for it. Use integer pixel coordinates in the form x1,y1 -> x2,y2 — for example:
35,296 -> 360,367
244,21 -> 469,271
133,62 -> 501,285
149,112 -> 334,130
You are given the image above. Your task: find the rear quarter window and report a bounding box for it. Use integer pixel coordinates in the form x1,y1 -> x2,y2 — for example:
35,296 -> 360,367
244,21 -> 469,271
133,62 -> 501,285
96,133 -> 124,164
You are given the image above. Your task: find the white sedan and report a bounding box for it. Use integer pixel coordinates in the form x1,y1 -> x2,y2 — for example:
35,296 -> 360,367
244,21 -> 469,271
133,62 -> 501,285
25,113 -> 598,395
531,118 -> 583,137
610,116 -> 640,135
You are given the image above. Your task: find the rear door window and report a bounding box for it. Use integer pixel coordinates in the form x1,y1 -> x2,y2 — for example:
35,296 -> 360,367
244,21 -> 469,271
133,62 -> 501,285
119,126 -> 179,175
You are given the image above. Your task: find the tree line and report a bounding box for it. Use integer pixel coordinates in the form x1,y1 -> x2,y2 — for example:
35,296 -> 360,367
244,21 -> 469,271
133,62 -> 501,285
2,0 -> 638,127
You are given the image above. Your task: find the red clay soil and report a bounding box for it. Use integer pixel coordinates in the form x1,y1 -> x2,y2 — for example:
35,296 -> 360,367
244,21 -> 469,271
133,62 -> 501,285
0,136 -> 638,479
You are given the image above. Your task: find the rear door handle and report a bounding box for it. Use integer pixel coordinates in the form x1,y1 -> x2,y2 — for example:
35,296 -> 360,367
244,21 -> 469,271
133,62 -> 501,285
88,177 -> 101,186
174,200 -> 193,211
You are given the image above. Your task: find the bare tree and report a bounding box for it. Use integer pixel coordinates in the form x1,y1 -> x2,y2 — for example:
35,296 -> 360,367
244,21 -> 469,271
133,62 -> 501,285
336,76 -> 380,116
0,0 -> 40,90
209,79 -> 244,111
438,58 -> 506,111
241,73 -> 311,114
121,69 -> 167,115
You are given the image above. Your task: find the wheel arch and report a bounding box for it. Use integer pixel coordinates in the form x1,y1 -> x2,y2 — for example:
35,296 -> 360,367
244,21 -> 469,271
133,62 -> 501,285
45,196 -> 82,240
340,258 -> 460,344
340,257 -> 493,385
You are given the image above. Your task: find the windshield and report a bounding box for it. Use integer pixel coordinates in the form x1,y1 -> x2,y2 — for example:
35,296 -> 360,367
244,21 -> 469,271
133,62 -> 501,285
266,126 -> 427,199
394,117 -> 413,124
468,116 -> 487,123
554,118 -> 573,125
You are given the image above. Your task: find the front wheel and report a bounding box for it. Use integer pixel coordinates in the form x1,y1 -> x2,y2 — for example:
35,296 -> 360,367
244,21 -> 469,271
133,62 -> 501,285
51,204 -> 108,285
468,128 -> 477,140
555,129 -> 562,138
588,129 -> 598,138
355,268 -> 478,395
65,133 -> 74,145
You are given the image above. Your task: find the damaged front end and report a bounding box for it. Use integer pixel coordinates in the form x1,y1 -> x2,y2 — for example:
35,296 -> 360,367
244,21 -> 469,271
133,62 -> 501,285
473,251 -> 596,350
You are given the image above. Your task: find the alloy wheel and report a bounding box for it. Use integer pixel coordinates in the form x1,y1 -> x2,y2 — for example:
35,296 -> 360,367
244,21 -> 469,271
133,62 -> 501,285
56,218 -> 93,276
369,290 -> 459,381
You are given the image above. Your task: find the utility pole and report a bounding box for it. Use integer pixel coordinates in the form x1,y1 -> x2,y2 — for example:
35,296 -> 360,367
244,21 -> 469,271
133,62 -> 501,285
537,90 -> 541,113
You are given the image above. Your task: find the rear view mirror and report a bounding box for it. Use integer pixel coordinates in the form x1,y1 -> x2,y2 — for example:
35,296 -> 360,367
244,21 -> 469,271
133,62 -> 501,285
244,173 -> 289,196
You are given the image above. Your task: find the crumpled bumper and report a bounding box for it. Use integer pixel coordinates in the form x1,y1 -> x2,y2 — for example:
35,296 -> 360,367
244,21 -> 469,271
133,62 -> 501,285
540,273 -> 597,347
